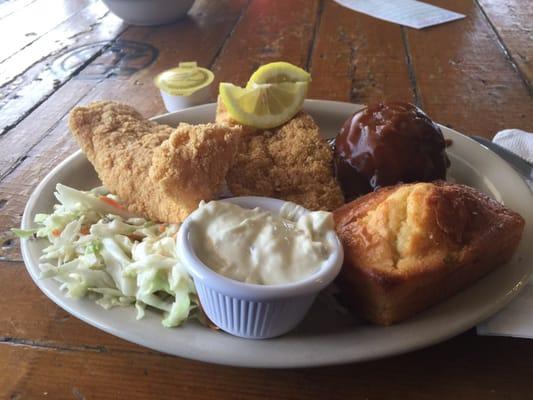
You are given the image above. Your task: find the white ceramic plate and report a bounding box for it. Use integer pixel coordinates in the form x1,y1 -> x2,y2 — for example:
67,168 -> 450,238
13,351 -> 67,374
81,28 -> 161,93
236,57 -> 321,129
20,100 -> 533,368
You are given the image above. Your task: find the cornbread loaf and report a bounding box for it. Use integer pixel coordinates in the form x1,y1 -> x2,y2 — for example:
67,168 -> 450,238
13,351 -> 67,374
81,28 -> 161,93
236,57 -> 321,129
333,181 -> 525,325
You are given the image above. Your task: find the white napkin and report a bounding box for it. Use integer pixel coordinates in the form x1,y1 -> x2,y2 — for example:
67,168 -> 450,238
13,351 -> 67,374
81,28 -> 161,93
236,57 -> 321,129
477,129 -> 533,338
493,129 -> 533,164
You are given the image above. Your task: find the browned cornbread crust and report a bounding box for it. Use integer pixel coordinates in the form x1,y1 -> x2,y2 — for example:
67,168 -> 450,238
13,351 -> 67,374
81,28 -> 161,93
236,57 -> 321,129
333,181 -> 525,325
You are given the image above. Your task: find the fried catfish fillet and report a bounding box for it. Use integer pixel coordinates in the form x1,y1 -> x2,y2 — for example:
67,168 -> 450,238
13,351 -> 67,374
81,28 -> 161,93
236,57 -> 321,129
69,101 -> 241,222
215,98 -> 344,211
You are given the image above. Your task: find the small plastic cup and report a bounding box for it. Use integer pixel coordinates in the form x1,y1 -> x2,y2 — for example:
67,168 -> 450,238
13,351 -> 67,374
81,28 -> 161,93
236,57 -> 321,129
177,197 -> 344,339
154,62 -> 214,112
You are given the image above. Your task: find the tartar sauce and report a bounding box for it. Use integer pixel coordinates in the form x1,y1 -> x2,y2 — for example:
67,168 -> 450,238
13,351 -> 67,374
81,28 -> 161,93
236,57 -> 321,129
188,201 -> 336,285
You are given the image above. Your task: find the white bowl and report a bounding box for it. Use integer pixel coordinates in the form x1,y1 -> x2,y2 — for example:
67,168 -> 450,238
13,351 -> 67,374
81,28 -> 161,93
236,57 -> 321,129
102,0 -> 195,26
177,196 -> 344,339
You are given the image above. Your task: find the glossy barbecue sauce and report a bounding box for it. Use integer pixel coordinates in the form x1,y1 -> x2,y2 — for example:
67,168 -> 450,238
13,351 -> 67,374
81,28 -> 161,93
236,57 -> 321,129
334,102 -> 450,200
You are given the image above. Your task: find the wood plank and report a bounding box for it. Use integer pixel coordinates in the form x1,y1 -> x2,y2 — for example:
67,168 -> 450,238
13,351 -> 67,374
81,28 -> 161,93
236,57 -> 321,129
76,0 -> 249,113
0,3 -> 126,136
404,0 -> 533,138
212,0 -> 320,87
2,332 -> 533,399
0,261 -> 160,352
0,1 -> 123,87
308,0 -> 413,103
2,1 -> 533,398
0,0 -> 91,64
0,0 -> 248,261
476,0 -> 532,91
0,81 -> 100,180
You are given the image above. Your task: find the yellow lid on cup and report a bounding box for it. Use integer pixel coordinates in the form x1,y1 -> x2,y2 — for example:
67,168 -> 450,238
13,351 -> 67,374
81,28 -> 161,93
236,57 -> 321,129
154,62 -> 214,96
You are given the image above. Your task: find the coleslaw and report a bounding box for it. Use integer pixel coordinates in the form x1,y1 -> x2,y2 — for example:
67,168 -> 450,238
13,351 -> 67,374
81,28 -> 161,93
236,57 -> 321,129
14,183 -> 198,327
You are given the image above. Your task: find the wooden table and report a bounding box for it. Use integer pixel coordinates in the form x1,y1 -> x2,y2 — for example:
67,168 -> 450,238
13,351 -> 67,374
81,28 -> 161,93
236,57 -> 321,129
1,0 -> 532,398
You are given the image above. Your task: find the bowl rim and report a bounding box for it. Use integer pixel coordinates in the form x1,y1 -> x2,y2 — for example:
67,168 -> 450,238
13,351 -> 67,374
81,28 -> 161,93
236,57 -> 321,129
177,196 -> 344,300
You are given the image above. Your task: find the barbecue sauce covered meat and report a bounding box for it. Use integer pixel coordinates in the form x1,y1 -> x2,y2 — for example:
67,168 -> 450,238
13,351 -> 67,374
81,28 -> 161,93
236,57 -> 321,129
334,102 -> 450,200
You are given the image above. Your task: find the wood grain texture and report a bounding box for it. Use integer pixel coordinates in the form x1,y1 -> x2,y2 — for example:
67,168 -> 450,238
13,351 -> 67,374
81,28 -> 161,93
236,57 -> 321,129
0,0 -> 245,178
405,0 -> 533,137
78,0 -> 248,112
0,0 -> 247,261
0,0 -> 91,64
476,0 -> 532,91
0,2 -> 126,136
308,0 -> 413,104
0,0 -> 533,397
0,121 -> 80,262
0,81 -> 97,180
1,331 -> 533,400
212,0 -> 320,87
0,261 -> 160,352
0,1 -> 121,87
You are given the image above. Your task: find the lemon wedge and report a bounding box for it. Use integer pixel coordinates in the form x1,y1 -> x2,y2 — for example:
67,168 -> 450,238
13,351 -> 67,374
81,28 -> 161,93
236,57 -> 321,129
219,81 -> 308,129
247,61 -> 311,85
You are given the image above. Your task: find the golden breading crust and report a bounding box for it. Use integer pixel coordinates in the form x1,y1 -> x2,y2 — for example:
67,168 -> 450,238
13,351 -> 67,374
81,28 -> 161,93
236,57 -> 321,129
333,181 -> 525,325
216,98 -> 344,211
69,101 -> 241,223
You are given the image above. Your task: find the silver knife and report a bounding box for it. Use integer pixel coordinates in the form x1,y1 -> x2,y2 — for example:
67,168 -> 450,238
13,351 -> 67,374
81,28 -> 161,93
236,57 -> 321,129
471,136 -> 533,183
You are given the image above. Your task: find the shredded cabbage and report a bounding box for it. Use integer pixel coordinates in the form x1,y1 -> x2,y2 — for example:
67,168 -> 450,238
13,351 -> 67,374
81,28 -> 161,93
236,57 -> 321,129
16,183 -> 198,327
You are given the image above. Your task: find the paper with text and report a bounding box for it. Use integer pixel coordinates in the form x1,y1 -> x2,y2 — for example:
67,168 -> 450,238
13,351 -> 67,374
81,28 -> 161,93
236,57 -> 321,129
334,0 -> 465,29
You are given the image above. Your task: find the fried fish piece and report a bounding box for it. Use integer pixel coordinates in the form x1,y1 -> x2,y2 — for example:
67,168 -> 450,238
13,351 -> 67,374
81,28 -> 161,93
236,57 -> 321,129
333,181 -> 525,325
69,101 -> 241,222
216,98 -> 344,211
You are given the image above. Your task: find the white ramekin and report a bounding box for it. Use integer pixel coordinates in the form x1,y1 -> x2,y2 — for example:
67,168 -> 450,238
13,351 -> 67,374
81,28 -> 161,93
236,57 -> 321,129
177,196 -> 344,339
154,62 -> 214,112
159,86 -> 211,112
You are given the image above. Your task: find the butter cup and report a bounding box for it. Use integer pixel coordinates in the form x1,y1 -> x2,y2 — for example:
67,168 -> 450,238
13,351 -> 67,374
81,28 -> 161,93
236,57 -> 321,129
177,196 -> 344,339
154,62 -> 214,111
